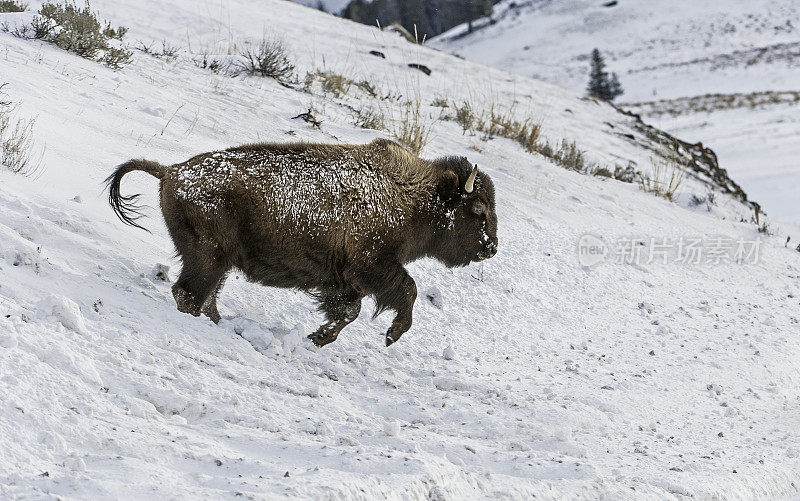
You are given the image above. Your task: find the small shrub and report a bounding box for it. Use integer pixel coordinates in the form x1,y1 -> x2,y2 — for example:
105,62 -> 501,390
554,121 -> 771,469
592,166 -> 613,178
553,140 -> 589,172
0,84 -> 37,175
101,22 -> 126,41
194,53 -> 223,73
758,221 -> 772,235
18,1 -> 131,69
318,72 -> 350,97
354,106 -> 384,130
1,20 -> 27,37
689,194 -> 704,207
355,80 -> 377,98
535,139 -> 596,173
0,1 -> 27,12
100,46 -> 131,69
431,97 -> 448,108
30,14 -> 53,38
613,164 -> 640,183
40,1 -> 106,57
233,35 -> 294,84
137,39 -> 179,59
689,192 -> 717,213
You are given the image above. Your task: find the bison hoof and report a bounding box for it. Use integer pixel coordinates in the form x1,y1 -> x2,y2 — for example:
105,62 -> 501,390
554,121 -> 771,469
203,306 -> 221,324
385,333 -> 404,347
308,332 -> 336,348
173,285 -> 202,317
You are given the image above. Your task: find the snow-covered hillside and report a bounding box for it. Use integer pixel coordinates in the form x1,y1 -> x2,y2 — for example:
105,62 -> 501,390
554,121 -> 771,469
431,0 -> 800,225
2,0 -> 800,499
291,0 -> 351,15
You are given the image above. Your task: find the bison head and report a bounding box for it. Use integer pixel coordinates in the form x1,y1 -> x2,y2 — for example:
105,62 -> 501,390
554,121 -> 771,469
433,157 -> 498,267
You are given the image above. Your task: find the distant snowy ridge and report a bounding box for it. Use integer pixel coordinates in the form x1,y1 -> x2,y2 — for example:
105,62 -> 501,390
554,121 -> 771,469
430,0 -> 800,223
623,90 -> 800,117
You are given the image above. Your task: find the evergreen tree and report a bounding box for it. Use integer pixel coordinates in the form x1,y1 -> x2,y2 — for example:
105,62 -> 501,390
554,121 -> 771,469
586,48 -> 624,101
607,72 -> 624,100
587,48 -> 609,99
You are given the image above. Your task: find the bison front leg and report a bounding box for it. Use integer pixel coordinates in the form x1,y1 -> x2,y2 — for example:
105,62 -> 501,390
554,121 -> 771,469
201,274 -> 227,324
308,288 -> 363,347
353,262 -> 417,347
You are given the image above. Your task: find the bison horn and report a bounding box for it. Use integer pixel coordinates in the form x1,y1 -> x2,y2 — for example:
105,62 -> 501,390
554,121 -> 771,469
465,165 -> 478,194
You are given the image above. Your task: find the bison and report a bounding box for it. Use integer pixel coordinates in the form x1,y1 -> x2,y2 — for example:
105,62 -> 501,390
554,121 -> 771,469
106,139 -> 498,346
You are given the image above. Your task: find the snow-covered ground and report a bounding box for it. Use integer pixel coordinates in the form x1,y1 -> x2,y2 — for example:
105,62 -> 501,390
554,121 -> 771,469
2,1 -> 800,499
431,0 -> 800,225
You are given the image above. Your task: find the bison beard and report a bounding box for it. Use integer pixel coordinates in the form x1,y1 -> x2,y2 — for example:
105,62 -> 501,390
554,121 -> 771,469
106,139 -> 498,347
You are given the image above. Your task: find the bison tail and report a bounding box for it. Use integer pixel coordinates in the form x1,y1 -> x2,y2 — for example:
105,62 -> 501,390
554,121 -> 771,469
105,159 -> 165,232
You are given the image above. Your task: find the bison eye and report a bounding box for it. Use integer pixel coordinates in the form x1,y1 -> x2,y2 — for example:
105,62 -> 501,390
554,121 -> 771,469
471,203 -> 485,216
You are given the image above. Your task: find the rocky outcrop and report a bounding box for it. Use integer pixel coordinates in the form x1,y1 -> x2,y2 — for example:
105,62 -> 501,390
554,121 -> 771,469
616,105 -> 760,213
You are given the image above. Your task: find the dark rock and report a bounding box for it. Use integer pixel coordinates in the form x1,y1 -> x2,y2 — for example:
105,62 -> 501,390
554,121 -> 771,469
152,263 -> 171,282
615,104 -> 758,213
408,63 -> 431,76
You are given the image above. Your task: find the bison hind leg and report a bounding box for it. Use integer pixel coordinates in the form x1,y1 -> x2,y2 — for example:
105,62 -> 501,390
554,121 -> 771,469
169,236 -> 230,324
172,263 -> 228,323
308,288 -> 363,347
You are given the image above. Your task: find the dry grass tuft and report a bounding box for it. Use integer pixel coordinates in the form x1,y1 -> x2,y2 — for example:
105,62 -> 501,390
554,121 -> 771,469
442,100 -> 542,153
638,141 -> 688,202
477,106 -> 542,153
305,71 -> 379,100
453,101 -> 475,133
392,99 -> 433,155
0,84 -> 38,175
315,71 -> 351,97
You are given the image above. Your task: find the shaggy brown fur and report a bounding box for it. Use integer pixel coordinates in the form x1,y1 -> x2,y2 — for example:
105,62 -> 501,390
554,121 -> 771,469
106,139 -> 498,347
